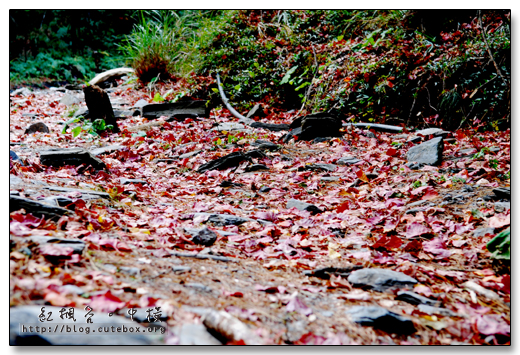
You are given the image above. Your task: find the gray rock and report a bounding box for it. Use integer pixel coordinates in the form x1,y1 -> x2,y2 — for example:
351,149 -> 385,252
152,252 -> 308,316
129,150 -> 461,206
28,236 -> 85,254
10,195 -> 70,220
179,150 -> 202,159
245,164 -> 269,172
416,128 -> 450,137
177,324 -> 222,345
133,99 -> 149,108
493,187 -> 510,200
417,305 -> 457,317
336,156 -> 362,165
300,114 -> 342,141
197,152 -> 250,173
25,122 -> 50,134
320,176 -> 340,182
406,137 -> 444,167
283,126 -> 302,143
40,148 -> 106,170
250,122 -> 289,132
172,266 -> 192,274
473,227 -> 495,237
253,140 -> 279,151
346,306 -> 416,335
407,136 -> 422,143
42,186 -> 110,199
142,100 -> 209,120
185,227 -> 218,246
61,285 -> 86,295
494,201 -> 511,213
119,267 -> 140,277
286,199 -> 323,215
395,291 -> 440,307
347,268 -> 417,292
120,178 -> 147,185
10,306 -> 158,345
304,163 -> 337,172
60,93 -> 81,106
188,212 -> 272,226
211,122 -> 249,132
185,283 -> 212,293
89,145 -> 124,156
39,195 -> 74,208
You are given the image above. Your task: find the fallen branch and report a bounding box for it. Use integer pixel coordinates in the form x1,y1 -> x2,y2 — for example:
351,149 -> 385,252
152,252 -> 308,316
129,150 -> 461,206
215,73 -> 253,124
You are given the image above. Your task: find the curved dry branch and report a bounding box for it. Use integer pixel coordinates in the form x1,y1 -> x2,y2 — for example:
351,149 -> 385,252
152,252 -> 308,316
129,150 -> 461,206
216,73 -> 253,124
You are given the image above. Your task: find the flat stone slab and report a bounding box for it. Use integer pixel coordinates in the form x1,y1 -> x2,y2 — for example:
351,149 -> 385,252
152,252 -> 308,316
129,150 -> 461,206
40,148 -> 106,170
142,100 -> 209,119
286,199 -> 323,215
89,145 -> 124,156
185,212 -> 272,226
346,306 -> 416,335
347,268 -> 417,292
493,187 -> 510,200
304,163 -> 337,172
177,324 -> 222,345
197,152 -> 250,173
42,186 -> 110,199
250,122 -> 290,132
10,306 -> 159,345
336,156 -> 362,165
10,195 -> 71,220
416,128 -> 450,137
184,227 -> 218,246
211,122 -> 251,132
179,150 -> 203,159
406,137 -> 444,168
395,291 -> 440,306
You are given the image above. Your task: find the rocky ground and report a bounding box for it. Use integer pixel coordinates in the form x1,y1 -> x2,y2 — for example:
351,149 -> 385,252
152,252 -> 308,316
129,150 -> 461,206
9,79 -> 510,345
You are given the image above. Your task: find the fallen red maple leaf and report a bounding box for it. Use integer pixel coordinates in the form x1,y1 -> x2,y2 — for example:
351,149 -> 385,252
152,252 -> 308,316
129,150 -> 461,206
405,222 -> 432,238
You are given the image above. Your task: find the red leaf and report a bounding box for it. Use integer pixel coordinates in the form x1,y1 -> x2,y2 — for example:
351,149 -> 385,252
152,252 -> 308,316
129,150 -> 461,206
386,148 -> 398,157
294,332 -> 327,345
405,222 -> 432,238
403,240 -> 423,254
371,235 -> 403,251
423,238 -> 451,259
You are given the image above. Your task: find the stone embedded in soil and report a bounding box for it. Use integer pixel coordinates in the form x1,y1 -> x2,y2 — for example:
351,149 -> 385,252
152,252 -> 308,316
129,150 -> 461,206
27,236 -> 85,254
120,178 -> 147,185
304,163 -> 337,172
89,144 -> 124,156
286,199 -> 323,215
40,147 -> 106,170
172,265 -> 192,274
416,127 -> 450,138
493,187 -> 510,200
211,122 -> 251,132
10,306 -> 158,345
197,152 -> 250,173
253,140 -> 279,151
473,227 -> 495,237
60,93 -> 81,106
25,122 -> 50,135
250,122 -> 290,132
346,306 -> 416,335
303,265 -> 363,279
417,305 -> 457,317
336,156 -> 362,165
347,268 -> 417,292
177,324 -> 222,345
185,227 -> 218,246
494,201 -> 511,213
395,290 -> 440,306
245,164 -> 269,172
10,195 -> 70,220
406,137 -> 444,168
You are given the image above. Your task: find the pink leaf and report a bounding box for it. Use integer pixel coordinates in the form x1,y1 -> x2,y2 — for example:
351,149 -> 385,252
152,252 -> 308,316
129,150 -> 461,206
89,290 -> 126,313
405,222 -> 432,238
476,315 -> 510,335
39,244 -> 74,257
488,213 -> 510,228
286,292 -> 312,316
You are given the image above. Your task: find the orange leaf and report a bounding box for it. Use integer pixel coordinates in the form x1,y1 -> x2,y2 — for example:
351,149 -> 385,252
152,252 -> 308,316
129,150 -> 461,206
356,169 -> 369,183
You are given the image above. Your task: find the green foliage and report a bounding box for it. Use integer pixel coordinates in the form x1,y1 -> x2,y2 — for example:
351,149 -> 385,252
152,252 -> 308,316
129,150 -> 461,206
10,10 -> 134,84
120,10 -> 229,83
487,227 -> 510,260
61,117 -> 113,138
